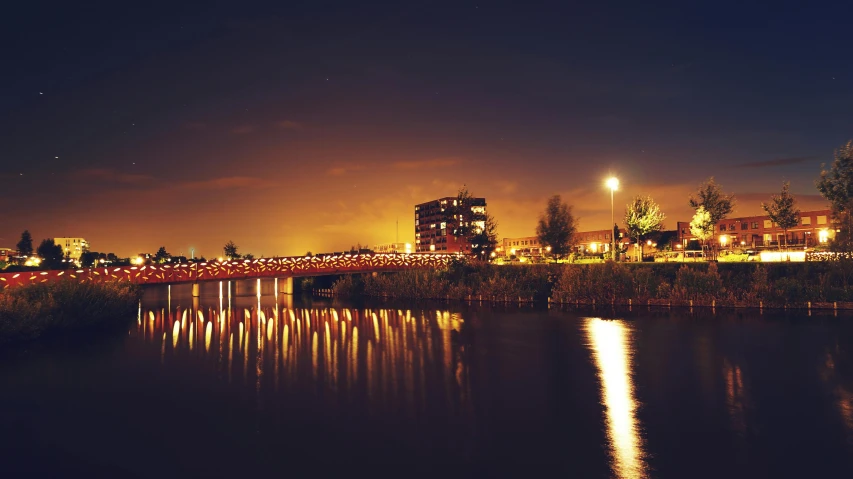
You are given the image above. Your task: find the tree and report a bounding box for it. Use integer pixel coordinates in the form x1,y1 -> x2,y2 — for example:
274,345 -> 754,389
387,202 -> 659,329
624,195 -> 666,261
223,241 -> 239,260
469,212 -> 499,260
17,230 -> 33,257
242,253 -> 255,261
37,239 -> 64,269
817,140 -> 853,250
689,177 -> 735,224
762,182 -> 800,250
80,251 -> 97,267
154,246 -> 171,263
536,195 -> 577,261
443,185 -> 488,254
689,206 -> 714,253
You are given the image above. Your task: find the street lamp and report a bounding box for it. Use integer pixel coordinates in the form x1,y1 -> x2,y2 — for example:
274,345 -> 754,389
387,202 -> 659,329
605,177 -> 619,260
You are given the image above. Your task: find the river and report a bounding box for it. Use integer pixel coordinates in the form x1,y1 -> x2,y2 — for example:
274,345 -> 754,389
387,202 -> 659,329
2,284 -> 853,477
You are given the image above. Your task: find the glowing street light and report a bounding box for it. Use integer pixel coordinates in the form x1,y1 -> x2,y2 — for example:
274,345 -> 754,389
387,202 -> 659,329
606,177 -> 619,260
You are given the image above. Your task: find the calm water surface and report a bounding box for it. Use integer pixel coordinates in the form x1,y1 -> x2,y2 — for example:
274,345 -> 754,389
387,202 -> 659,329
2,284 -> 853,477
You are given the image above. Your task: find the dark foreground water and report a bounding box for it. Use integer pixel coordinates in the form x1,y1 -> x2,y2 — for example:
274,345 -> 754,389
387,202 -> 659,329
2,286 -> 853,477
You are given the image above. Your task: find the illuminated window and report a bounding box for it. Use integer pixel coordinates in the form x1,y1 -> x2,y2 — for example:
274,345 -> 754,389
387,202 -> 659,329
819,229 -> 829,243
763,220 -> 772,228
801,217 -> 811,225
818,216 -> 827,225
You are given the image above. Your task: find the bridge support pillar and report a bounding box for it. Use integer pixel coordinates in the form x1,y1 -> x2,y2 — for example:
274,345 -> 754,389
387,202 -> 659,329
192,282 -> 200,298
277,277 -> 293,295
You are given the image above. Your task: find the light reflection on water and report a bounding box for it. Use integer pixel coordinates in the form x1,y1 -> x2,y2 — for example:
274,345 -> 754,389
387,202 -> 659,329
585,318 -> 648,479
133,299 -> 470,419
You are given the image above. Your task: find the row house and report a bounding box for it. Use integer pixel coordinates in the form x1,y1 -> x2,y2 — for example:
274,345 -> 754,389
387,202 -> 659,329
676,209 -> 835,248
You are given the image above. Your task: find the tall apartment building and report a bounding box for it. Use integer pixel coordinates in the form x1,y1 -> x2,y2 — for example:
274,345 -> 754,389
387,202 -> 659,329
54,237 -> 89,260
415,196 -> 486,253
676,209 -> 834,248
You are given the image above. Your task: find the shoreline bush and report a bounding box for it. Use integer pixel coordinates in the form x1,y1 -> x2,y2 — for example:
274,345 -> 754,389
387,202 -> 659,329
0,281 -> 142,344
331,261 -> 853,309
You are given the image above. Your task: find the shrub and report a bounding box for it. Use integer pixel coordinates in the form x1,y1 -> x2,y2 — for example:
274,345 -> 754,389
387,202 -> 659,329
0,281 -> 142,344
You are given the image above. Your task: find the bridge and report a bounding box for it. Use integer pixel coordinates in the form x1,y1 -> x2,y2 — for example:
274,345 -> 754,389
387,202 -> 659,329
0,253 -> 458,293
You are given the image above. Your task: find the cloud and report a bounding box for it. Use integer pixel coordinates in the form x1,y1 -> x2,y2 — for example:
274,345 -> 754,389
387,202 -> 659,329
74,168 -> 154,185
327,165 -> 366,176
736,157 -> 815,168
275,120 -> 303,130
231,125 -> 255,134
392,157 -> 460,170
181,176 -> 277,190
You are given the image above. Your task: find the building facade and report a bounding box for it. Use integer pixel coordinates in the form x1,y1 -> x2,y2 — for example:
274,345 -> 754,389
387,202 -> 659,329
676,209 -> 835,248
574,228 -> 630,254
54,237 -> 89,260
498,229 -> 633,258
415,196 -> 486,253
498,236 -> 547,258
373,242 -> 413,254
0,247 -> 14,263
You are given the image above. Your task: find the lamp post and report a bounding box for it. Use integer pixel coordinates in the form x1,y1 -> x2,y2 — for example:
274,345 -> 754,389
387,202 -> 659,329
606,177 -> 619,261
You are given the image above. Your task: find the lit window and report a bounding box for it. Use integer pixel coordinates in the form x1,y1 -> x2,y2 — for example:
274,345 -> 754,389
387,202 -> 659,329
818,216 -> 827,225
763,220 -> 772,228
801,217 -> 811,225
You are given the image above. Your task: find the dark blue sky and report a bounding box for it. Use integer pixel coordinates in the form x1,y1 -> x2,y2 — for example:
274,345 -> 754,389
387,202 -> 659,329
2,1 -> 851,256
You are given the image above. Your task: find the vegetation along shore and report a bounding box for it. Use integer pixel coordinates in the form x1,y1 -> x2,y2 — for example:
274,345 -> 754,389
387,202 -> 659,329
0,281 -> 142,344
330,260 -> 853,310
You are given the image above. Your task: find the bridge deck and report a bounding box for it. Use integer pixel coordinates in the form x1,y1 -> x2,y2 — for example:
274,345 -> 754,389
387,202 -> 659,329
0,253 -> 458,289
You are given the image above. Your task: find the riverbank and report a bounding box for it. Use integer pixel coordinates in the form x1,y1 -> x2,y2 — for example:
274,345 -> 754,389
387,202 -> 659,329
330,261 -> 853,309
0,281 -> 142,344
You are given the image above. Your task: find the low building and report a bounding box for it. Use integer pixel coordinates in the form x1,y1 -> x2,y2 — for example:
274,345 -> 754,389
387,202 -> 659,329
676,209 -> 834,248
574,228 -> 630,255
0,247 -> 15,263
373,242 -> 413,254
499,228 -> 632,258
54,237 -> 89,261
498,236 -> 546,258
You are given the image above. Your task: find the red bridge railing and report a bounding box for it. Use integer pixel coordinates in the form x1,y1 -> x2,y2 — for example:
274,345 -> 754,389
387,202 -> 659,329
0,253 -> 460,289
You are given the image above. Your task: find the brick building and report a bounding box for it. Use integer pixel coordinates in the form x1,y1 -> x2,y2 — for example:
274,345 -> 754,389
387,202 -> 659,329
498,236 -> 547,258
676,209 -> 835,248
415,196 -> 486,253
574,227 -> 630,254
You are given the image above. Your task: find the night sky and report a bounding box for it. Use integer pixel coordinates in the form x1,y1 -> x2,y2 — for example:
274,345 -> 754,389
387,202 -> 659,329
3,1 -> 852,257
